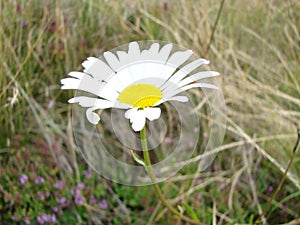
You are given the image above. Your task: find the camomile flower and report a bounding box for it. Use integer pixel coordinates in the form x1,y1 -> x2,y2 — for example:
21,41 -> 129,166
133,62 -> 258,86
61,41 -> 219,131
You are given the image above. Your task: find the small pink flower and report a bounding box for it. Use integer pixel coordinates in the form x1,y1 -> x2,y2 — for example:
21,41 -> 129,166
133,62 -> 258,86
37,192 -> 45,201
35,176 -> 45,184
12,214 -> 19,221
98,199 -> 108,209
54,180 -> 64,190
89,197 -> 97,204
83,170 -> 91,179
163,2 -> 169,10
77,182 -> 85,190
81,38 -> 87,48
16,3 -> 22,14
74,194 -> 85,205
24,216 -> 30,224
266,186 -> 273,195
57,44 -> 63,52
19,174 -> 28,185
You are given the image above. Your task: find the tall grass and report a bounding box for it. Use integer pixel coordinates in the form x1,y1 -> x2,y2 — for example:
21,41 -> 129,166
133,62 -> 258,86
1,0 -> 300,224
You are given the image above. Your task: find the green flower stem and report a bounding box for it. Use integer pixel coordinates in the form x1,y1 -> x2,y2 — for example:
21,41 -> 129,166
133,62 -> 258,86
140,126 -> 204,225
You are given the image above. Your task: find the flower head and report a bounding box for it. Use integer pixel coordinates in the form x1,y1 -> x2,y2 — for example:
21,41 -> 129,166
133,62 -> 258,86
54,180 -> 64,190
76,182 -> 85,189
19,174 -> 28,185
24,216 -> 30,224
61,41 -> 219,131
34,176 -> 45,184
83,170 -> 91,179
98,199 -> 108,209
37,191 -> 45,201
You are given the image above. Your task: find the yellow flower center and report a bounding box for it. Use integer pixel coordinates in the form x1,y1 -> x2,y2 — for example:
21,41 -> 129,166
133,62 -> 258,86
118,84 -> 162,108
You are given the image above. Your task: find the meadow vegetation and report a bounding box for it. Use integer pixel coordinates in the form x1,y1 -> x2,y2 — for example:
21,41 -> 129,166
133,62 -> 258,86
1,0 -> 300,224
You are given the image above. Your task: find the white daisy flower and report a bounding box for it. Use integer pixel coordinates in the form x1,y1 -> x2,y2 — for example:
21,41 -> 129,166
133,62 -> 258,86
61,41 -> 219,132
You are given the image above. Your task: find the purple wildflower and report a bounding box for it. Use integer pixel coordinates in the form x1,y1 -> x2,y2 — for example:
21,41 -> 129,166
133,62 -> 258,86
62,199 -> 71,208
57,44 -> 63,52
42,214 -> 49,222
49,43 -> 55,51
51,206 -> 59,213
37,215 -> 44,224
49,214 -> 56,222
54,180 -> 64,190
19,174 -> 28,185
12,214 -> 19,221
140,199 -> 148,205
37,213 -> 56,224
163,1 -> 169,10
24,216 -> 30,224
89,197 -> 97,204
83,170 -> 91,179
70,188 -> 81,196
57,197 -> 66,205
74,193 -> 85,205
37,191 -> 45,201
21,20 -> 28,28
70,188 -> 75,195
266,186 -> 273,195
98,199 -> 108,209
35,176 -> 45,184
280,210 -> 287,219
77,182 -> 85,190
48,21 -> 56,33
16,3 -> 22,14
81,38 -> 87,48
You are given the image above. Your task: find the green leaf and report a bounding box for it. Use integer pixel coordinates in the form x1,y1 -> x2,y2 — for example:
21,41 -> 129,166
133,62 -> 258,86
177,205 -> 184,216
130,150 -> 146,167
249,214 -> 254,224
182,202 -> 200,222
94,183 -> 105,197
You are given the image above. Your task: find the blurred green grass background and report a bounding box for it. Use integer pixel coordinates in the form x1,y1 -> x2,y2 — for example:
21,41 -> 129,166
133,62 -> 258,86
1,0 -> 300,224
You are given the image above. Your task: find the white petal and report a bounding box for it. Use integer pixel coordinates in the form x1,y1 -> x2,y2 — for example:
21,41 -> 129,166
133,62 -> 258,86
124,108 -> 133,119
86,107 -> 101,124
116,51 -> 130,67
155,96 -> 189,106
114,68 -> 134,88
103,51 -> 120,71
131,110 -> 146,132
128,42 -> 141,60
152,50 -> 193,83
105,72 -> 127,92
68,96 -> 113,108
166,50 -> 193,68
143,108 -> 161,121
164,83 -> 219,98
98,85 -> 120,102
125,108 -> 138,123
68,71 -> 85,79
127,63 -> 145,81
141,43 -> 160,60
161,58 -> 210,89
113,101 -> 131,109
153,64 -> 178,83
177,71 -> 220,87
61,72 -> 104,97
158,43 -> 173,62
61,78 -> 80,88
142,62 -> 165,79
82,57 -> 114,81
